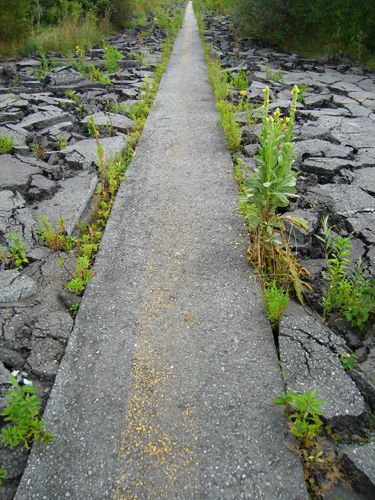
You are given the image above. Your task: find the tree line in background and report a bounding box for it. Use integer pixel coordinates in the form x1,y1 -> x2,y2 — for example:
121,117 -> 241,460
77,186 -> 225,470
0,0 -> 179,56
200,0 -> 375,65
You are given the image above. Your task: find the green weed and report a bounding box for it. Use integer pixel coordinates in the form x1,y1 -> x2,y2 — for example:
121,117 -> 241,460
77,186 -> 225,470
65,89 -> 80,102
67,256 -> 94,295
56,135 -> 68,149
0,133 -> 14,154
0,377 -> 53,449
317,216 -> 375,329
340,353 -> 357,372
0,231 -> 29,270
231,69 -> 248,91
296,83 -> 310,103
103,44 -> 123,72
216,100 -> 241,152
264,281 -> 289,327
274,388 -> 324,448
37,216 -> 77,252
241,86 -> 309,301
30,143 -> 44,159
264,58 -> 284,84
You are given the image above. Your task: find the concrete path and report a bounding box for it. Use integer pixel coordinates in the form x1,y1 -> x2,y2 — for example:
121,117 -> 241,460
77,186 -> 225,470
16,3 -> 307,498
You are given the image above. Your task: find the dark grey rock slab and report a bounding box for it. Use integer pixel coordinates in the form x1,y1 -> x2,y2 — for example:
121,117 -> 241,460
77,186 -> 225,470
62,135 -> 127,169
0,155 -> 40,192
301,157 -> 361,181
0,360 -> 11,384
34,172 -> 97,235
16,3 -> 307,498
0,270 -> 38,303
81,112 -> 135,132
279,302 -> 366,422
348,212 -> 375,245
342,442 -> 375,497
33,312 -> 73,343
308,183 -> 375,218
0,190 -> 38,248
18,107 -> 70,131
26,337 -> 65,380
353,167 -> 375,195
296,139 -> 353,161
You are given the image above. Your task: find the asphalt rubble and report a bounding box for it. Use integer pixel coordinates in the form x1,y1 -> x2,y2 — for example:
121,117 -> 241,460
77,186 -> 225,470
0,15 -> 175,498
202,12 -> 375,499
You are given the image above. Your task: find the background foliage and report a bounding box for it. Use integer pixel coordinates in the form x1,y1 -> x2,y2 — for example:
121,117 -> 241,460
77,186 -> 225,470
197,0 -> 375,63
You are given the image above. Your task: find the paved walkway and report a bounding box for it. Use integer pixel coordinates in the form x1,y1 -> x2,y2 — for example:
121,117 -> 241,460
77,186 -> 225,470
16,3 -> 307,498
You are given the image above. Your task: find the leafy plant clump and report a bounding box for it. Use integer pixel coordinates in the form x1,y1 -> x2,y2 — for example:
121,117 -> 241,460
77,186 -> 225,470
0,133 -> 14,154
37,215 -> 77,252
103,43 -> 123,73
275,388 -> 324,449
317,216 -> 375,329
0,377 -> 53,450
263,280 -> 289,327
231,69 -> 248,91
240,86 -> 310,301
0,231 -> 29,270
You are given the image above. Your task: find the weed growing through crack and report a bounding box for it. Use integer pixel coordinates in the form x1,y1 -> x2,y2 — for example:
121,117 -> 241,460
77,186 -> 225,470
37,215 -> 77,252
240,86 -> 310,301
0,231 -> 29,270
296,83 -> 310,103
103,43 -> 123,72
264,58 -> 284,84
230,69 -> 248,91
0,134 -> 14,154
56,135 -> 68,149
263,280 -> 289,327
65,89 -> 80,102
317,216 -> 375,329
340,352 -> 358,372
275,388 -> 324,448
30,143 -> 44,159
0,377 -> 53,450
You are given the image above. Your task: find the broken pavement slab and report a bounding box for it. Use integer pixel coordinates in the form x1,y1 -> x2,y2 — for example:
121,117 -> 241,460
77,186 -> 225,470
279,301 -> 366,425
342,442 -> 375,497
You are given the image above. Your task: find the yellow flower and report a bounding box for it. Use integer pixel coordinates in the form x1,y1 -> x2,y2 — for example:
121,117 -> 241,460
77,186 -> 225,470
239,90 -> 247,96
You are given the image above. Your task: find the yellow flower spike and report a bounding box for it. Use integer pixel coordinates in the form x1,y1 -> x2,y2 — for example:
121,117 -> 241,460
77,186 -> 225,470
239,90 -> 247,96
291,84 -> 300,95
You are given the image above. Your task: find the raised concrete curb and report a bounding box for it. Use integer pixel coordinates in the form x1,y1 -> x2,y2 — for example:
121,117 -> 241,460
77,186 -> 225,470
16,2 -> 307,498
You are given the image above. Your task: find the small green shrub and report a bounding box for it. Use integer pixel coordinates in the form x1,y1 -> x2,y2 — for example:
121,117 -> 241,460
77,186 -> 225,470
67,256 -> 94,295
216,100 -> 241,152
65,89 -> 80,102
30,143 -> 44,159
296,83 -> 310,103
264,59 -> 284,84
340,353 -> 357,372
103,44 -> 124,73
231,69 -> 248,91
274,388 -> 324,448
56,135 -> 68,149
317,216 -> 375,329
0,134 -> 14,154
264,281 -> 289,326
0,230 -> 29,270
0,377 -> 53,449
37,215 -> 77,252
0,468 -> 6,486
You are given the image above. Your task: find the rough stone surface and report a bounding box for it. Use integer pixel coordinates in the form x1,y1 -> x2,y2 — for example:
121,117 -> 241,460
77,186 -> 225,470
279,301 -> 366,423
62,135 -> 127,169
342,442 -> 375,497
0,155 -> 40,193
34,172 -> 97,235
81,112 -> 135,132
0,270 -> 38,303
16,4 -> 307,498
